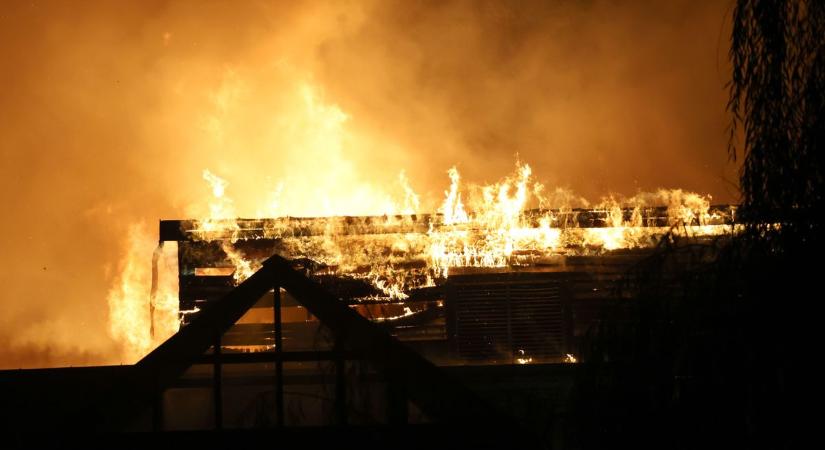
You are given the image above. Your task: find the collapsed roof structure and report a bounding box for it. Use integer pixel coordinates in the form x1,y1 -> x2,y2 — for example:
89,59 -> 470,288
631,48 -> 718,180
1,205 -> 737,448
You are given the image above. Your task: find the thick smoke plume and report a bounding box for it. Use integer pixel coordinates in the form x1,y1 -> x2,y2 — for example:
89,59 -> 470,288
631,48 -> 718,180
0,0 -> 736,367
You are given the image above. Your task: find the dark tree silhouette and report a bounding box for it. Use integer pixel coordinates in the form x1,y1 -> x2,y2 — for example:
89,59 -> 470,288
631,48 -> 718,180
574,2 -> 824,449
729,0 -> 825,235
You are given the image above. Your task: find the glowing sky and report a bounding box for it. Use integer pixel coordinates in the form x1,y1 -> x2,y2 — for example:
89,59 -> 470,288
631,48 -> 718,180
0,0 -> 738,368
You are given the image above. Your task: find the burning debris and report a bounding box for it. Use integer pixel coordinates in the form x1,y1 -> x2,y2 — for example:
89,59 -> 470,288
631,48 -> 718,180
106,161 -> 738,361
183,163 -> 735,292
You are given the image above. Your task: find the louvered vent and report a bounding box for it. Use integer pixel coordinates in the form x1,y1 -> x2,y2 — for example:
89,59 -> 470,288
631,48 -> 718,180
448,272 -> 567,362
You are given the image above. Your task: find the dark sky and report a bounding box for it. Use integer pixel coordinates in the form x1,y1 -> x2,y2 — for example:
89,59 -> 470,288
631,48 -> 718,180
0,0 -> 738,367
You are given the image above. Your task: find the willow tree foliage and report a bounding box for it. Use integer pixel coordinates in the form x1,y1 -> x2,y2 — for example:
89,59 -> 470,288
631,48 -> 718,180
728,0 -> 825,233
575,2 -> 824,448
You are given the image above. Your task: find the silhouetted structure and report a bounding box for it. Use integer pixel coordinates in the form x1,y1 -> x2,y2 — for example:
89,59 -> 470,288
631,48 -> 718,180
1,216 -> 740,449
1,255 -> 537,448
6,2 -> 820,448
729,0 -> 824,232
577,1 -> 825,448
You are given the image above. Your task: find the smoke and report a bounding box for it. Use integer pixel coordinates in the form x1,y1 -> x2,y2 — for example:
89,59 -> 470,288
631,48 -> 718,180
0,0 -> 736,368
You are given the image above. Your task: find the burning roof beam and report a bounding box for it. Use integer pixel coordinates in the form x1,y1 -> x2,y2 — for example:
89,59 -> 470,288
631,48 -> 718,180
159,205 -> 737,242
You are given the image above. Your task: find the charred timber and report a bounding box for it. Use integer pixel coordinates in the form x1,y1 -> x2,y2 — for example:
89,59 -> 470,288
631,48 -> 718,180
159,205 -> 737,242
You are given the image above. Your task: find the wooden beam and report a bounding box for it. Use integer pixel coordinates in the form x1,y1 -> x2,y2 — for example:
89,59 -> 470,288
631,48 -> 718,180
273,283 -> 284,427
263,255 -> 526,429
159,205 -> 738,242
213,334 -> 222,430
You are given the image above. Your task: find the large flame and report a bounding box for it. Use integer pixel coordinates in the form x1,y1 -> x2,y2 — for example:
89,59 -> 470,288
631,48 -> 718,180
107,225 -> 179,363
186,161 -> 733,297
105,81 -> 736,362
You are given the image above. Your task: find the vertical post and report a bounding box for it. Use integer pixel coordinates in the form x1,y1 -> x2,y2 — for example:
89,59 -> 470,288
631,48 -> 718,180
152,374 -> 163,431
445,284 -> 458,358
213,333 -> 223,430
387,375 -> 408,425
334,338 -> 347,425
506,280 -> 514,364
562,277 -> 574,356
274,284 -> 285,426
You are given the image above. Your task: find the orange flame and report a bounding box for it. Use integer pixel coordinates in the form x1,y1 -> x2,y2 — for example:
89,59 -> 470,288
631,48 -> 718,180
106,224 -> 179,363
105,81 -> 737,362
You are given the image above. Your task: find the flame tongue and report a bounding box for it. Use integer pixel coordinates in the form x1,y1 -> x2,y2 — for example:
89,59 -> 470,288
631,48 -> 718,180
103,81 -> 732,363
107,225 -> 179,363
441,167 -> 469,225
190,162 -> 731,298
108,160 -> 733,362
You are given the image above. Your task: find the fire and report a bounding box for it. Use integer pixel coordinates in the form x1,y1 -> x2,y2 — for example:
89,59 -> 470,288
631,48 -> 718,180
516,349 -> 533,365
441,167 -> 469,225
107,224 -> 179,363
201,170 -> 259,282
399,171 -> 420,216
104,81 -> 737,362
429,162 -> 560,277
184,161 -> 734,300
106,161 -> 736,362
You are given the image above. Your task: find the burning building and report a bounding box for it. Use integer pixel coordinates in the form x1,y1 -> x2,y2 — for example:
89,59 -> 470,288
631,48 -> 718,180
159,203 -> 736,365
0,161 -> 739,448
